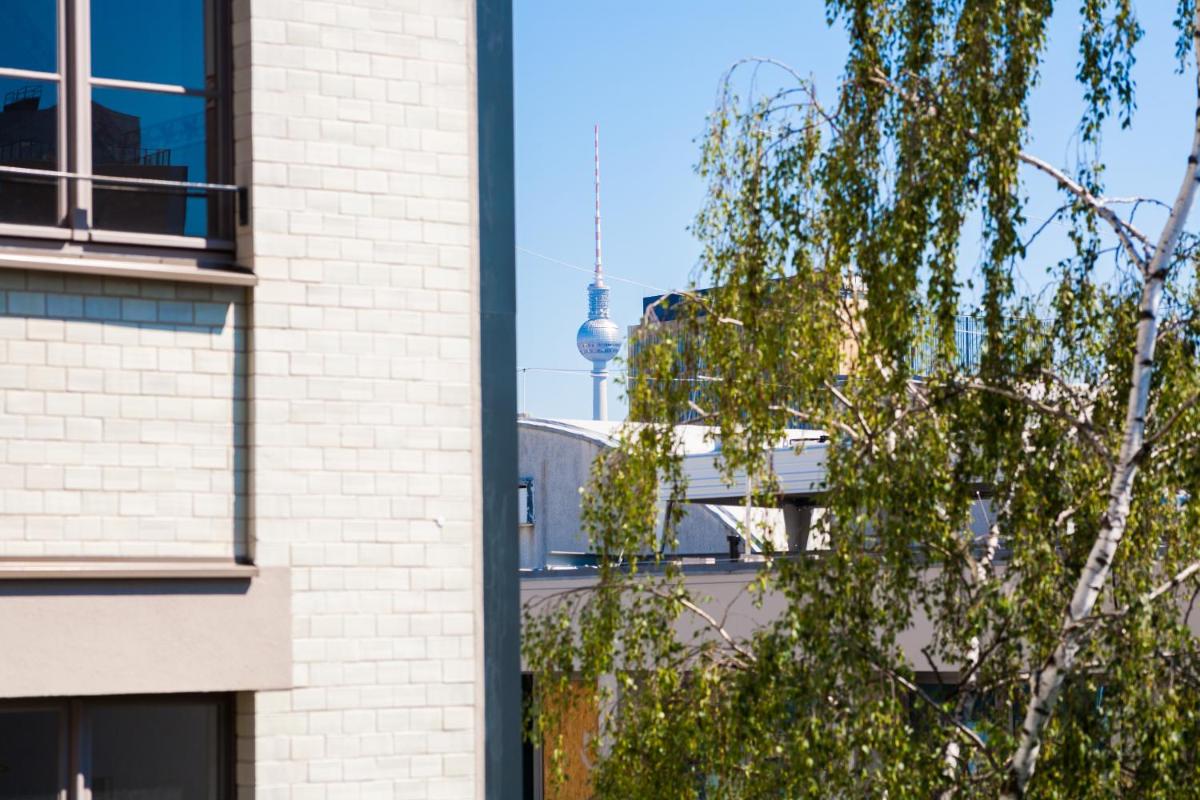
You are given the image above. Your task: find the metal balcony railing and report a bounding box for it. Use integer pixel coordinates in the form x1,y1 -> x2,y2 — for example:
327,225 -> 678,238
0,163 -> 247,226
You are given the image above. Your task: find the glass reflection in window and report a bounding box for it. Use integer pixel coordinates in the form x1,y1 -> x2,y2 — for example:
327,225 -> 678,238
0,78 -> 59,226
91,0 -> 207,89
91,88 -> 212,237
0,0 -> 58,74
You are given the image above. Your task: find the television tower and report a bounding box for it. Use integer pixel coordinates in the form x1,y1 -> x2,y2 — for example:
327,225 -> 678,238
575,124 -> 622,421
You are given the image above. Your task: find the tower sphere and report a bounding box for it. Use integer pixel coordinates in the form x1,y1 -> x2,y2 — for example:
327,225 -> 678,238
577,316 -> 622,363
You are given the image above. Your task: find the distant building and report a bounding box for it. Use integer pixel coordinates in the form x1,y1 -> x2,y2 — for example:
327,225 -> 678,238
518,416 -> 774,570
628,285 -> 994,425
519,423 -> 994,799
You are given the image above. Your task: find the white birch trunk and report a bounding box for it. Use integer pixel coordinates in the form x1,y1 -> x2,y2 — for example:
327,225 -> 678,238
1003,12 -> 1200,796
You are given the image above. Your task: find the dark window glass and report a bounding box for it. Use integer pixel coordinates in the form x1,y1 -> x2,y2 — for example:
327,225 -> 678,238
0,0 -> 58,74
0,78 -> 59,226
0,708 -> 62,800
89,701 -> 224,800
91,88 -> 214,237
518,483 -> 532,524
91,0 -> 206,89
521,675 -> 536,800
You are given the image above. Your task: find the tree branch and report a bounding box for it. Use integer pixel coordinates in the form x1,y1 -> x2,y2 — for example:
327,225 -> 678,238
824,379 -> 873,438
1136,390 -> 1200,459
1039,368 -> 1092,416
869,657 -> 1001,776
958,380 -> 1112,468
1021,204 -> 1071,251
1103,196 -> 1170,209
644,585 -> 758,666
1143,560 -> 1200,606
865,67 -> 1153,273
720,57 -> 842,134
1005,9 -> 1200,796
770,404 -> 859,441
1017,151 -> 1153,271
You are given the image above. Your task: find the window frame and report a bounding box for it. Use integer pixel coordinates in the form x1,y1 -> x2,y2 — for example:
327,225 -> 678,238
0,693 -> 234,800
518,477 -> 535,526
0,0 -> 236,252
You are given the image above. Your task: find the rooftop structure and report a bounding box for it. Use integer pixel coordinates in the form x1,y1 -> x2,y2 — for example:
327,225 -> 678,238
517,416 -> 788,569
514,416 -> 852,570
575,125 -> 622,420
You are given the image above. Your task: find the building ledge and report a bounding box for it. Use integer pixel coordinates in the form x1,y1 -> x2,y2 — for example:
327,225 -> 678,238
0,558 -> 259,580
0,250 -> 256,286
0,566 -> 290,696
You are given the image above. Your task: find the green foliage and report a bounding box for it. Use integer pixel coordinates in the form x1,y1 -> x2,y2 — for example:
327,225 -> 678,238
524,2 -> 1200,796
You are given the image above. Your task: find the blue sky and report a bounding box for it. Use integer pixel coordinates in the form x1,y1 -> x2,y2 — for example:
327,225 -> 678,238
514,2 -> 1197,420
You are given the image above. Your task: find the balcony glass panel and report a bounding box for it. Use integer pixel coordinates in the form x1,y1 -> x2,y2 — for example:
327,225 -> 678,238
0,78 -> 59,226
91,0 -> 206,89
91,88 -> 214,237
0,0 -> 58,74
0,708 -> 62,800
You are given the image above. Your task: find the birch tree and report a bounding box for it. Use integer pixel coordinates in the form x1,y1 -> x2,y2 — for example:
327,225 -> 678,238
525,2 -> 1200,797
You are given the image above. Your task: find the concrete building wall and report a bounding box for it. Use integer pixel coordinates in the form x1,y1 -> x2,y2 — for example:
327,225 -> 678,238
236,0 -> 482,797
0,570 -> 290,698
0,270 -> 247,560
519,421 -> 736,568
522,567 -> 941,671
518,423 -> 600,566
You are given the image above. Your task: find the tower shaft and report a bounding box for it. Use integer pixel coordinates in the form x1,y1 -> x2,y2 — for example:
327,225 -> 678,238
591,368 -> 607,422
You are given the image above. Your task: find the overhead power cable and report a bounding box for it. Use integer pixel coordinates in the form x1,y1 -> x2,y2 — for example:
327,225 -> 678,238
517,246 -> 665,292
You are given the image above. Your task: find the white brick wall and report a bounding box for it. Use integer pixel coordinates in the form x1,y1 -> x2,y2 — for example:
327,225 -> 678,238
236,0 -> 482,797
0,270 -> 247,559
0,0 -> 484,793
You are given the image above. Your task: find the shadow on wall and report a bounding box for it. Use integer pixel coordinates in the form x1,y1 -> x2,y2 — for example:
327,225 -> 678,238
0,269 -> 249,562
0,577 -> 251,597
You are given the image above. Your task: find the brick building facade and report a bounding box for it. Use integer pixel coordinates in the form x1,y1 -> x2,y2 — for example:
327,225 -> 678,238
0,0 -> 515,797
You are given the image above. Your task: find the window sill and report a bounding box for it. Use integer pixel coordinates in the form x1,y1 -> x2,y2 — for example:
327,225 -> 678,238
86,228 -> 236,252
0,250 -> 255,286
0,558 -> 259,580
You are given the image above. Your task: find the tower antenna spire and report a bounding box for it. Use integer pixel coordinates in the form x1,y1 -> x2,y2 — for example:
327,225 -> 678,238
594,124 -> 603,286
576,123 -> 622,420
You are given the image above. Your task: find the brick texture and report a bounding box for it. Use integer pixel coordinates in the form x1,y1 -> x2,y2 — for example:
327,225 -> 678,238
234,0 -> 482,797
0,0 -> 483,794
0,270 -> 247,559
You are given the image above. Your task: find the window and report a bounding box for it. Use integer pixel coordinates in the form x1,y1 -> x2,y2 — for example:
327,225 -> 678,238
0,695 -> 231,800
0,0 -> 234,246
0,705 -> 60,799
518,478 -> 534,525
